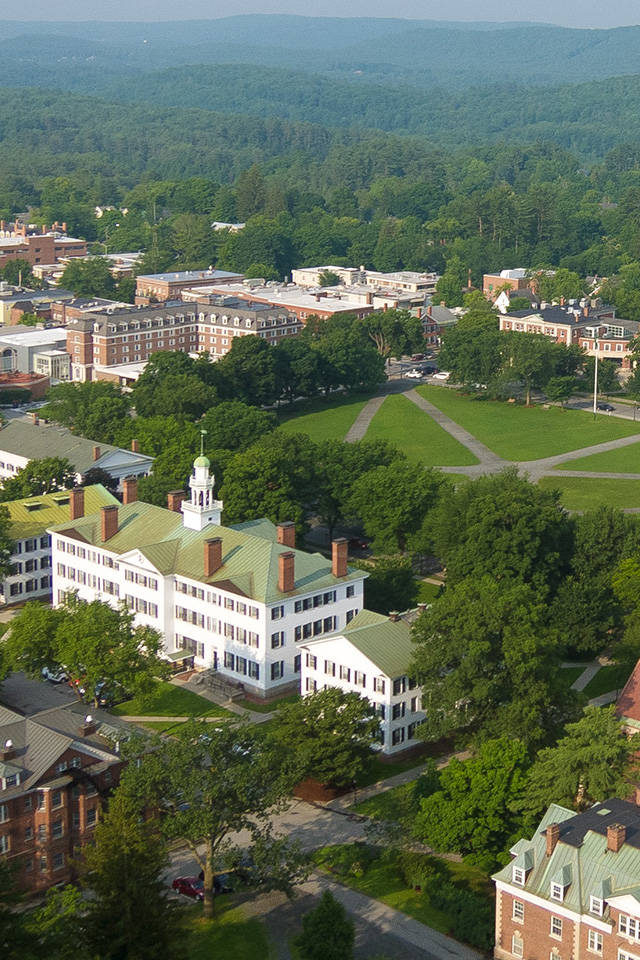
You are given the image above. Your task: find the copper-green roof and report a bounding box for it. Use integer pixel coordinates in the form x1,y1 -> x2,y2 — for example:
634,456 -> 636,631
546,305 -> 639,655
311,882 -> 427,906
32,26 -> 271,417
5,484 -> 118,540
48,502 -> 363,604
325,609 -> 415,679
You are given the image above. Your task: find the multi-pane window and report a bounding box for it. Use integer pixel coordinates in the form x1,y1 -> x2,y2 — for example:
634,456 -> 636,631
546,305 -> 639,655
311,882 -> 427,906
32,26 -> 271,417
511,934 -> 523,959
339,666 -> 350,681
512,900 -> 524,922
373,677 -> 386,694
550,883 -> 564,902
589,896 -> 603,916
271,632 -> 285,649
620,916 -> 640,939
354,671 -> 366,688
52,820 -> 63,839
392,728 -> 405,745
550,916 -> 562,938
324,661 -> 336,677
392,702 -> 406,720
271,661 -> 284,681
0,804 -> 7,824
587,930 -> 602,953
512,866 -> 525,885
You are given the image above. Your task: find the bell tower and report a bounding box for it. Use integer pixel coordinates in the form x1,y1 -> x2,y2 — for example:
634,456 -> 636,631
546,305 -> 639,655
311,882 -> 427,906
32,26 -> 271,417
181,431 -> 223,531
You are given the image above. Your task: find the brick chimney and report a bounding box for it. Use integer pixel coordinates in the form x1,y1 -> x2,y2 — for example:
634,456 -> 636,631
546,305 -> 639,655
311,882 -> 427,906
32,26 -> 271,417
278,551 -> 295,593
332,538 -> 348,578
80,715 -> 96,737
167,490 -> 186,512
546,822 -> 560,857
276,521 -> 296,549
101,504 -> 118,542
0,739 -> 15,761
389,611 -> 400,622
607,823 -> 626,853
131,438 -> 140,453
204,537 -> 223,577
69,487 -> 85,521
583,305 -> 590,317
122,476 -> 138,504
92,445 -> 101,462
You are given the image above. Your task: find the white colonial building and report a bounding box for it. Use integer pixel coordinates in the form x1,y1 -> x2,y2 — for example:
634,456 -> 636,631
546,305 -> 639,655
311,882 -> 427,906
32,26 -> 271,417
48,457 -> 365,697
300,609 -> 426,755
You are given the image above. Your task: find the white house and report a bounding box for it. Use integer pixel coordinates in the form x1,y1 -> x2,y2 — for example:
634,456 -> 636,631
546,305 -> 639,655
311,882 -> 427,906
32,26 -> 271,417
0,419 -> 153,490
48,456 -> 366,698
0,484 -> 118,605
300,609 -> 426,755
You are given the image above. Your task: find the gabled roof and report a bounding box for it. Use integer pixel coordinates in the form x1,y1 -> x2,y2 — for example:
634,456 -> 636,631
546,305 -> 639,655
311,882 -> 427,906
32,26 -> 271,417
305,609 -> 417,679
0,421 -> 153,474
48,502 -> 363,604
4,484 -> 118,540
493,799 -> 640,915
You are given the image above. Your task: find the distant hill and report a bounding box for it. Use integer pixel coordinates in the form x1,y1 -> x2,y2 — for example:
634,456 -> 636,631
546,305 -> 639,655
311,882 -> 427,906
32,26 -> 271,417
1,17 -> 640,90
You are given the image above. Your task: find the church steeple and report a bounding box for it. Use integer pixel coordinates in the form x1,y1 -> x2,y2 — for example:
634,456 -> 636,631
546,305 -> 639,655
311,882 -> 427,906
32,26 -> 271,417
181,430 -> 223,530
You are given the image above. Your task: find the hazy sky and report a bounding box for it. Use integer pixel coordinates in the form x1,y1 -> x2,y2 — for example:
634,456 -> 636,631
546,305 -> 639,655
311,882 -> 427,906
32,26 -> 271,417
3,0 -> 640,28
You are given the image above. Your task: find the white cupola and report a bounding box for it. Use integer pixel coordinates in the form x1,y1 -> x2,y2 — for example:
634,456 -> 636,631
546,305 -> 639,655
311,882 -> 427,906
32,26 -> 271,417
181,432 -> 223,530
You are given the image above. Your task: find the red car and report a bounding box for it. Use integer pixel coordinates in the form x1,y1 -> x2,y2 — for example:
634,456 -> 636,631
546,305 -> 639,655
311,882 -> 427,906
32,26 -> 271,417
172,876 -> 204,901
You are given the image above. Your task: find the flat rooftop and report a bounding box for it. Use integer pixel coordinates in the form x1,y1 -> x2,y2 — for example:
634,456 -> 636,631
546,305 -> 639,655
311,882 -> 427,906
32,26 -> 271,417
0,327 -> 67,347
137,269 -> 243,283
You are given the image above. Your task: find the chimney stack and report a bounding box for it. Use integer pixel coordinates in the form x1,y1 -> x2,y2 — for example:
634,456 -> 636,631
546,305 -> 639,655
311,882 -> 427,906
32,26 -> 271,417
131,438 -> 140,453
389,611 -> 400,622
583,305 -> 590,317
92,445 -> 101,462
80,715 -> 96,737
69,487 -> 85,521
546,822 -> 560,857
607,823 -> 626,853
204,537 -> 223,577
276,521 -> 296,549
122,476 -> 138,505
278,551 -> 295,593
101,504 -> 118,542
0,739 -> 15,762
167,490 -> 186,513
332,538 -> 348,579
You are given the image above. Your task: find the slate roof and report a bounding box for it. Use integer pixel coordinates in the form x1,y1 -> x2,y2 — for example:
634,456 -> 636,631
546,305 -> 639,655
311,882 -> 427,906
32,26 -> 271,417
4,484 -> 118,540
48,502 -> 363,603
0,701 -> 125,801
0,421 -> 153,474
308,608 -> 417,679
616,659 -> 640,729
493,799 -> 640,915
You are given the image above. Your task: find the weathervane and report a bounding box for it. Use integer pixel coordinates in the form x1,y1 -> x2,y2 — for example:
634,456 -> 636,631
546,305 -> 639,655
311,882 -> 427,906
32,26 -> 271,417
200,429 -> 207,457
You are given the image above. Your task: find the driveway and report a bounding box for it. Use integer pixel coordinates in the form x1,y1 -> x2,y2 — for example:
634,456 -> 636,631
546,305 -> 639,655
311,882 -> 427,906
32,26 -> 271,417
1,671 -> 77,716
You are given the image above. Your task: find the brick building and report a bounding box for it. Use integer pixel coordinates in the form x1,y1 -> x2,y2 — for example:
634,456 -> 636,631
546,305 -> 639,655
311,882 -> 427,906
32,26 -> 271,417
0,701 -> 125,891
0,222 -> 87,270
135,268 -> 244,302
66,298 -> 301,381
493,797 -> 640,960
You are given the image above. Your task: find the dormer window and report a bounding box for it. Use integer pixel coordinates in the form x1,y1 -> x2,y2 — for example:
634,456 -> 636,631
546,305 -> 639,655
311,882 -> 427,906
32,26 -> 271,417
589,896 -> 603,916
551,882 -> 564,902
513,866 -> 526,885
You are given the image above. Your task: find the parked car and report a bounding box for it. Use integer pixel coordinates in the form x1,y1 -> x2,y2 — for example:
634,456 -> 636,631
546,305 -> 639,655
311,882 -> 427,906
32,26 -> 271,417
597,402 -> 615,412
42,665 -> 69,684
172,876 -> 204,901
433,371 -> 451,381
94,680 -> 129,707
410,353 -> 425,361
405,368 -> 423,379
348,537 -> 369,551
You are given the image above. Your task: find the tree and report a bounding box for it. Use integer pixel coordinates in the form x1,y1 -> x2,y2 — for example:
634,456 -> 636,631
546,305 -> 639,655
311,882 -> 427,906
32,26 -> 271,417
220,431 -> 317,532
40,381 -> 131,439
585,357 -> 619,396
215,335 -> 281,407
273,688 -> 380,788
199,400 -> 276,452
1,258 -> 34,287
415,738 -> 529,867
438,310 -> 502,386
59,257 -> 116,298
4,595 -> 169,706
358,308 -> 424,359
359,556 -> 418,615
545,375 -> 575,407
81,466 -> 118,492
431,468 -> 571,592
520,707 -> 637,818
505,331 -> 555,405
0,457 -> 75,501
121,720 -> 306,918
0,860 -> 33,960
132,352 -> 217,419
295,890 -> 355,960
411,576 -> 577,746
433,256 -> 468,307
80,790 -> 180,960
25,885 -> 86,960
318,270 -> 341,287
348,462 -> 444,554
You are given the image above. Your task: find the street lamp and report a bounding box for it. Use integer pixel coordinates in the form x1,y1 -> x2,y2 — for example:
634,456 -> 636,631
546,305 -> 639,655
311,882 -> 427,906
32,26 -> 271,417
592,352 -> 599,420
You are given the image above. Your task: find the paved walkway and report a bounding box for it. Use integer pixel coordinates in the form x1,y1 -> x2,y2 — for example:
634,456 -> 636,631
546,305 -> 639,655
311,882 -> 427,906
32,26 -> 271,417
406,388 -> 506,469
345,394 -> 386,442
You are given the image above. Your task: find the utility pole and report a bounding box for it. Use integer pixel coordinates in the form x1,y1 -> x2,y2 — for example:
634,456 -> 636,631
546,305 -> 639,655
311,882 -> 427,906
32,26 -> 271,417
593,352 -> 599,420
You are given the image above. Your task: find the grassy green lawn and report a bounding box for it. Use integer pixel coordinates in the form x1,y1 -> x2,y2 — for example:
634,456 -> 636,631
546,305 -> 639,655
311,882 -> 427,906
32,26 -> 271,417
555,441 -> 640,474
234,693 -> 300,714
352,780 -> 417,820
559,666 -> 586,689
416,580 -> 443,603
582,664 -> 631,699
312,844 -> 492,945
356,752 -> 431,789
537,476 -> 640,511
416,385 -> 640,461
111,680 -> 231,718
183,902 -> 276,960
277,393 -> 372,442
364,394 -> 478,466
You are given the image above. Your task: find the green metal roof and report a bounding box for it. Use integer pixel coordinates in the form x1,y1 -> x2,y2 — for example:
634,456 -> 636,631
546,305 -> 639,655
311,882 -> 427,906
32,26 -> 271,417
493,800 -> 640,917
326,609 -> 415,679
48,501 -> 363,604
5,484 -> 118,539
